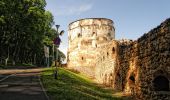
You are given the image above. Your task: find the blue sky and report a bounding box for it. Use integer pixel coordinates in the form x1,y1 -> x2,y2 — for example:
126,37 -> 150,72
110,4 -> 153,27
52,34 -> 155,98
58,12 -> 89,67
45,0 -> 170,56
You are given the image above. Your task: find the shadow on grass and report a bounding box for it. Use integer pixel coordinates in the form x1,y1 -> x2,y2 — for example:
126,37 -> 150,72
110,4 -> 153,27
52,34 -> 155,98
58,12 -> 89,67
41,68 -> 128,100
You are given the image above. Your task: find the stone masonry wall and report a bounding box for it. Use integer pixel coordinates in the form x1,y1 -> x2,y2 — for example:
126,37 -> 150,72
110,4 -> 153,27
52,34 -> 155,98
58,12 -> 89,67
114,39 -> 135,91
95,41 -> 118,87
116,18 -> 170,100
136,18 -> 170,100
67,18 -> 170,100
67,18 -> 115,78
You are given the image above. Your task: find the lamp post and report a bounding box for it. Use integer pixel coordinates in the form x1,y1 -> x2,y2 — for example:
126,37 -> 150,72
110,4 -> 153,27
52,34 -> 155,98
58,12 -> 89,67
53,25 -> 60,66
55,25 -> 60,35
53,25 -> 64,79
55,25 -> 60,66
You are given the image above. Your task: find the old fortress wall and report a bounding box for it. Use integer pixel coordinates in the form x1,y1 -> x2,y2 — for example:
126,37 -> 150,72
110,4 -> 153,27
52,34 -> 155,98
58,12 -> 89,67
67,18 -> 170,100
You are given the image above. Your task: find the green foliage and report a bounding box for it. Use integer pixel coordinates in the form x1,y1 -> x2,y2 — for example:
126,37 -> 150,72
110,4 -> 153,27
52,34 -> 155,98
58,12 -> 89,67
41,68 -> 126,100
0,0 -> 65,66
57,49 -> 66,62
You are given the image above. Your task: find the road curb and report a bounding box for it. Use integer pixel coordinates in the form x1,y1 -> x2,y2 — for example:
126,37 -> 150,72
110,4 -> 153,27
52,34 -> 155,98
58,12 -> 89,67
39,76 -> 50,100
0,84 -> 8,88
0,74 -> 14,82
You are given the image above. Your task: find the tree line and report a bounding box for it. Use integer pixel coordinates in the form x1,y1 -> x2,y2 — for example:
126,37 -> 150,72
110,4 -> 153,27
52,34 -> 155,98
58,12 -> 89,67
0,0 -> 65,67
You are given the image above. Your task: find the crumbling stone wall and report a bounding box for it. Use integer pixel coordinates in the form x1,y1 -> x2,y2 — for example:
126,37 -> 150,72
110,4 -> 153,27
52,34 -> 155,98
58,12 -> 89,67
136,19 -> 170,100
117,18 -> 170,100
114,39 -> 135,91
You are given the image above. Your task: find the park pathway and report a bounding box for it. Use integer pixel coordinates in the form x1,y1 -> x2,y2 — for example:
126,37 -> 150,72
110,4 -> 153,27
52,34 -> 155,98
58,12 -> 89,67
0,67 -> 48,100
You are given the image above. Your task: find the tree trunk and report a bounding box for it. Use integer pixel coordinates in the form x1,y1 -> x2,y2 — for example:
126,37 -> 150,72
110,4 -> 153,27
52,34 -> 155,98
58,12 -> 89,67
5,47 -> 10,66
5,58 -> 8,66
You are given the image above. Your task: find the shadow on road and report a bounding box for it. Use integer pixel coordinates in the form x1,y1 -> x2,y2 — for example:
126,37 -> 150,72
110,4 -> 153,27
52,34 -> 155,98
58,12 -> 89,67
0,67 -> 48,100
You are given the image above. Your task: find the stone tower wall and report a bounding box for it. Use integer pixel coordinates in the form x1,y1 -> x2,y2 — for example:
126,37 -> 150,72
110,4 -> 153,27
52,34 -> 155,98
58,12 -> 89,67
67,18 -> 115,77
94,41 -> 118,86
68,18 -> 115,51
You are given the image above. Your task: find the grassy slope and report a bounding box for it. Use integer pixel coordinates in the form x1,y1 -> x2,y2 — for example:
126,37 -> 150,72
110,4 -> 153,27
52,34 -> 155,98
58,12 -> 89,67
41,68 -> 128,100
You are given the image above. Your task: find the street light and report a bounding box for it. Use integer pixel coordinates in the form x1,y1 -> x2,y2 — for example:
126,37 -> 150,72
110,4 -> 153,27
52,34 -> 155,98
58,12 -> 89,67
55,25 -> 60,27
53,25 -> 60,64
55,25 -> 60,66
53,25 -> 64,79
55,25 -> 60,32
55,25 -> 64,65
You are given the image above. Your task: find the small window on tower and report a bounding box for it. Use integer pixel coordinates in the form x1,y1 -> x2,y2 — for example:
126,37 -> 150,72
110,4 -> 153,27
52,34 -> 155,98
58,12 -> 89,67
129,75 -> 135,83
103,56 -> 105,61
112,47 -> 115,54
107,52 -> 109,56
92,32 -> 96,37
108,33 -> 111,36
95,44 -> 97,48
78,33 -> 81,37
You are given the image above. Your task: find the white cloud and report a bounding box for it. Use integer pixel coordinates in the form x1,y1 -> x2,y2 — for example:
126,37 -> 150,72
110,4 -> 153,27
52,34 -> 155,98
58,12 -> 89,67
55,4 -> 93,16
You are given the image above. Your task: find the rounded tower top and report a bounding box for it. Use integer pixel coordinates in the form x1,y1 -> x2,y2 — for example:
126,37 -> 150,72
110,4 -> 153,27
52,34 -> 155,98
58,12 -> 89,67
68,18 -> 115,40
69,18 -> 114,28
68,18 -> 115,50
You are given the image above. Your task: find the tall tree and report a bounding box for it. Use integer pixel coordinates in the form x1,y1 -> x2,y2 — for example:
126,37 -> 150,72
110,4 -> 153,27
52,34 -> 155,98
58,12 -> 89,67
0,0 -> 65,66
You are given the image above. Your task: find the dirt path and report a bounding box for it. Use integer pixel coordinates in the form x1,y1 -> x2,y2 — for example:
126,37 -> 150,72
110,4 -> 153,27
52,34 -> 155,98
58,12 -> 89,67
0,68 -> 48,100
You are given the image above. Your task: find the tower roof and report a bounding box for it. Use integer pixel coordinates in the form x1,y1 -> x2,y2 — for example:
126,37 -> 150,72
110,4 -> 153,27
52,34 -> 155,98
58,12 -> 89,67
69,18 -> 114,26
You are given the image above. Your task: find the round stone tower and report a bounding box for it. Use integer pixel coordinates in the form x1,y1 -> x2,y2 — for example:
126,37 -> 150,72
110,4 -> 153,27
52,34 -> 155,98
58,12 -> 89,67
67,18 -> 115,77
68,18 -> 115,50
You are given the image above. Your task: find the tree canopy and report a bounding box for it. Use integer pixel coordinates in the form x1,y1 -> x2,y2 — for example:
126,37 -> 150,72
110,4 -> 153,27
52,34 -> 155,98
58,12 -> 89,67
0,0 -> 65,66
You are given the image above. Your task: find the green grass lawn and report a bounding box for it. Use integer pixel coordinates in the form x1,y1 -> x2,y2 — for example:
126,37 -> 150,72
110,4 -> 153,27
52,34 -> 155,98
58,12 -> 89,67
41,68 -> 130,100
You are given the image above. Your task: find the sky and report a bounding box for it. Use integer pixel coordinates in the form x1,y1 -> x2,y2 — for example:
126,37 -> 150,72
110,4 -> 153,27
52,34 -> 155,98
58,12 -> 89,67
45,0 -> 170,59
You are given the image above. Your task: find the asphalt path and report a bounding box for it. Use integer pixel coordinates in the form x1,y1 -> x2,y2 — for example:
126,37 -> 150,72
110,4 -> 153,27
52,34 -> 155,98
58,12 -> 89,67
0,68 -> 48,100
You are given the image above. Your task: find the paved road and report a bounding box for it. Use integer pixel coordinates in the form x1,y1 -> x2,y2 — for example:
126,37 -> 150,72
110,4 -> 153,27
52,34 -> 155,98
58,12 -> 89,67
0,68 -> 48,100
